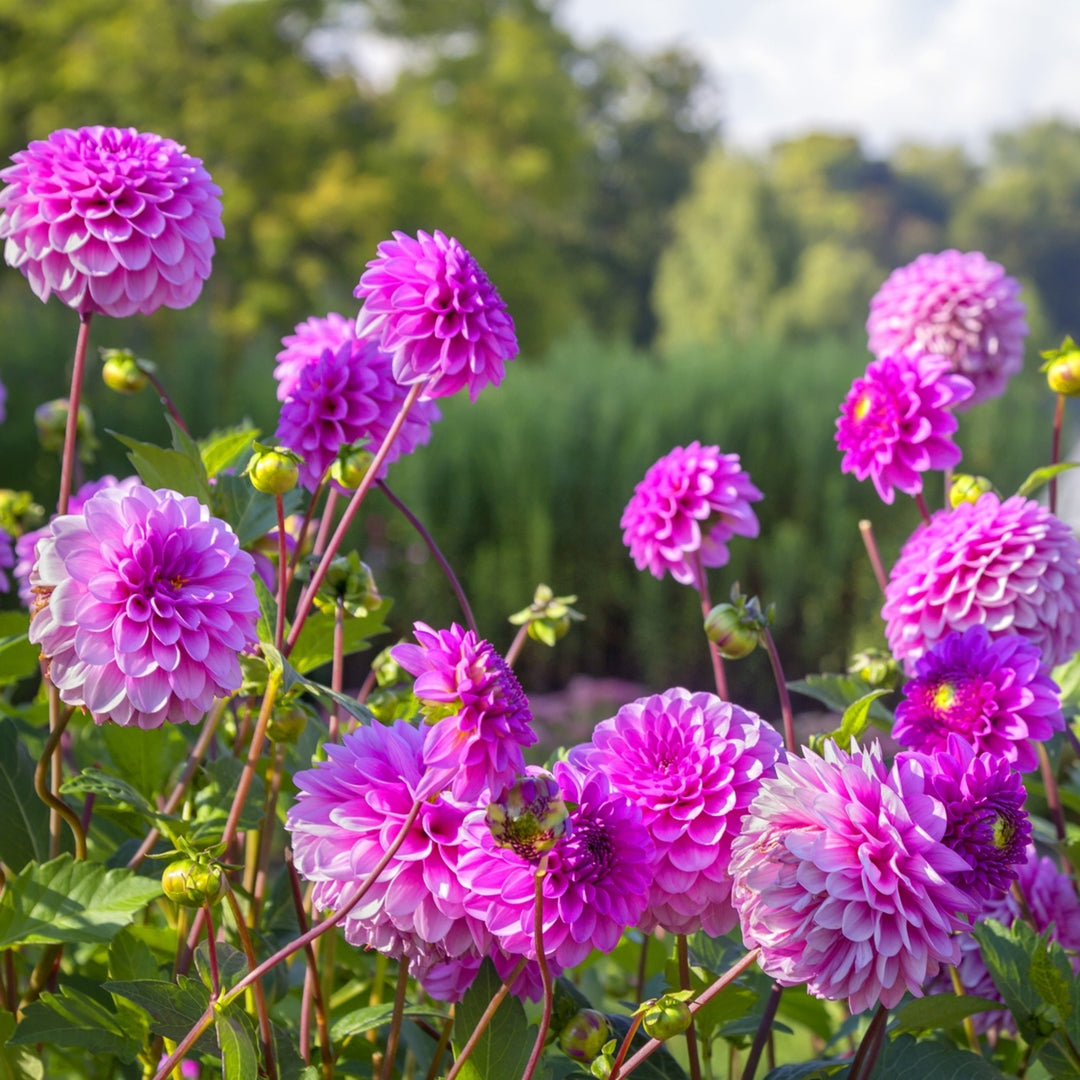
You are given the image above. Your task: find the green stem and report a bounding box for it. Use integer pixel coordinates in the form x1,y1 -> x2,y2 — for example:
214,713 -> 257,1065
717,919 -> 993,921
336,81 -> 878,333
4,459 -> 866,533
379,962 -> 411,1080
275,493 -> 288,650
677,935 -> 702,1080
34,702 -> 85,859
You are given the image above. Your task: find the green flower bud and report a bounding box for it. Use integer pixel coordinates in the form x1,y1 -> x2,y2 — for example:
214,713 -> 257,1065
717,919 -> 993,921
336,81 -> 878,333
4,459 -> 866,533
330,442 -> 374,490
1040,337 -> 1080,396
847,648 -> 900,691
100,347 -> 151,394
245,443 -> 300,495
641,996 -> 693,1040
0,490 -> 45,537
704,603 -> 760,659
486,774 -> 569,859
34,398 -> 99,462
267,700 -> 313,743
161,858 -> 225,908
508,584 -> 585,648
948,474 -> 994,509
299,550 -> 381,618
558,1010 -> 611,1062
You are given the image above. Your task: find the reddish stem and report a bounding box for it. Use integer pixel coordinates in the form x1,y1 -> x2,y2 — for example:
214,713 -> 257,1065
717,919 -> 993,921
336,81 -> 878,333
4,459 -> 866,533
522,858 -> 554,1080
58,312 -> 93,515
914,491 -> 931,524
858,520 -> 888,595
691,551 -> 728,700
1052,393 -> 1065,515
762,627 -> 796,753
275,494 -> 288,651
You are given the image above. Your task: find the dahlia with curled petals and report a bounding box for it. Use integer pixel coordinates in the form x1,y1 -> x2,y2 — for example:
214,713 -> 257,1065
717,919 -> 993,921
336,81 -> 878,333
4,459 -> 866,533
893,626 -> 1063,771
729,740 -> 979,1015
835,353 -> 972,504
0,126 -> 223,317
458,762 -> 654,972
570,687 -> 783,936
883,494 -> 1080,672
621,442 -> 762,586
392,622 -> 536,802
28,484 -> 257,728
867,250 -> 1028,407
354,230 -> 518,401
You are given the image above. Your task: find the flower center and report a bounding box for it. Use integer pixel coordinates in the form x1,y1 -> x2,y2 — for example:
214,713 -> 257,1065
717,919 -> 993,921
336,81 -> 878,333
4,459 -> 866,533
853,392 -> 874,422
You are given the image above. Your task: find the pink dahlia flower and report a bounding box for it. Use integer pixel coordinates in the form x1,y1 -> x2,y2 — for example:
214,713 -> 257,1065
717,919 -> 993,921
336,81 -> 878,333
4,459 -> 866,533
354,230 -> 518,401
392,622 -> 537,802
274,311 -> 355,401
883,494 -> 1080,672
835,353 -> 972,504
28,484 -> 258,728
458,762 -> 654,972
729,740 -> 979,1015
569,687 -> 783,936
0,126 -> 223,318
287,719 -> 483,971
867,250 -> 1028,407
893,626 -> 1063,771
621,442 -> 762,586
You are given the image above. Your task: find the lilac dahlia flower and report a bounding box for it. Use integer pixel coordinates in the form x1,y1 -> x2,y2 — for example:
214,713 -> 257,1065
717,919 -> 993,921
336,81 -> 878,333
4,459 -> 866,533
883,494 -> 1080,672
0,126 -> 223,317
392,622 -> 536,802
29,484 -> 258,728
867,250 -> 1028,407
835,353 -> 972,504
893,626 -> 1063,771
729,740 -> 979,1015
354,230 -> 518,401
570,687 -> 783,936
458,762 -> 654,972
621,442 -> 762,586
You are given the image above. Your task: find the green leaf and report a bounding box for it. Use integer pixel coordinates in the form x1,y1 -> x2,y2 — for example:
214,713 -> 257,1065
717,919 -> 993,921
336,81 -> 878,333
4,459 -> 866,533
867,1033 -> 1012,1079
110,430 -> 212,503
217,1007 -> 259,1080
193,757 -> 267,834
60,767 -> 162,820
261,644 -> 374,726
0,1010 -> 45,1080
106,976 -> 217,1055
289,598 -> 392,676
0,854 -> 162,948
194,941 -> 250,992
761,1063 -> 846,1080
812,689 -> 892,753
893,993 -> 1007,1034
332,1003 -> 448,1041
0,717 -> 51,872
788,675 -> 894,726
108,927 -> 160,982
0,611 -> 42,686
11,985 -> 142,1062
200,424 -> 260,479
1018,462 -> 1080,499
101,722 -> 190,802
209,470 -> 302,547
775,986 -> 836,1042
452,958 -> 533,1080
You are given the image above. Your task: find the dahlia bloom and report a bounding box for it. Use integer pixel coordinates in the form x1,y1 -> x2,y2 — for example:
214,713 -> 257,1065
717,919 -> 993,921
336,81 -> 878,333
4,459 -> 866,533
0,528 -> 12,594
883,494 -> 1080,672
354,230 -> 518,401
392,622 -> 537,802
29,484 -> 258,728
729,740 -> 979,1014
867,250 -> 1028,407
457,762 -> 654,972
621,442 -> 762,586
835,353 -> 972,504
0,126 -> 223,317
893,626 -> 1063,771
570,687 -> 783,936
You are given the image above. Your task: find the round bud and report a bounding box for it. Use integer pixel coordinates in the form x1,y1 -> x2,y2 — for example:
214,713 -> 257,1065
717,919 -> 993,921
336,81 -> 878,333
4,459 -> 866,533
487,774 -> 570,859
558,1010 -> 611,1062
1047,351 -> 1080,397
847,648 -> 900,691
161,858 -> 225,908
267,701 -> 312,743
703,603 -> 759,659
247,447 -> 300,495
101,348 -> 150,394
641,996 -> 693,1040
330,444 -> 374,490
948,474 -> 994,509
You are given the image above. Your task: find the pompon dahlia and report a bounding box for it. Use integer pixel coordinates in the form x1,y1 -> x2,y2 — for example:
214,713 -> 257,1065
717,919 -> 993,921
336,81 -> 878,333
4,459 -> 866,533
835,353 -> 972,504
354,229 -> 518,401
729,740 -> 979,1015
898,735 -> 1031,903
391,622 -> 537,802
621,442 -> 762,586
867,250 -> 1028,407
286,719 -> 483,972
0,126 -> 223,317
883,494 -> 1080,672
28,484 -> 258,728
458,762 -> 654,972
893,626 -> 1063,771
274,312 -> 354,401
569,687 -> 783,936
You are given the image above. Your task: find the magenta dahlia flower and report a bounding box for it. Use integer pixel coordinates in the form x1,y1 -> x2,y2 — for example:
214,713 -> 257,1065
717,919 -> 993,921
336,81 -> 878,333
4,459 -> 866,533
621,442 -> 763,586
0,126 -> 223,318
458,762 -> 654,972
569,687 -> 783,936
883,494 -> 1080,672
391,622 -> 537,802
0,527 -> 12,594
354,230 -> 518,401
835,352 -> 972,504
28,484 -> 258,728
274,312 -> 355,401
729,740 -> 979,1014
893,626 -> 1063,771
867,250 -> 1028,407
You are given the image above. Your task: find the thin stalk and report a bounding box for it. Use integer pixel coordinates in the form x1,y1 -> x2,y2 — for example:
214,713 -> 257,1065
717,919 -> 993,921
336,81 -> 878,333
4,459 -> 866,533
425,1015 -> 456,1080
224,887 -> 278,1080
676,935 -> 702,1080
330,597 -> 344,743
203,903 -> 221,997
948,965 -> 983,1057
275,493 -> 288,650
300,965 -> 315,1064
1037,740 -> 1067,841
142,366 -> 188,435
444,958 -> 528,1080
634,932 -> 650,1004
287,478 -> 326,587
914,491 -> 931,524
504,623 -> 530,669
311,487 -> 339,557
34,703 -> 85,859
607,1013 -> 644,1080
378,479 -> 478,635
691,551 -> 728,700
522,857 -> 554,1080
846,1004 -> 888,1080
1052,393 -> 1066,516
858,520 -> 888,595
740,984 -> 782,1080
251,743 -> 287,925
379,962 -> 411,1080
58,312 -> 93,515
761,627 -> 796,754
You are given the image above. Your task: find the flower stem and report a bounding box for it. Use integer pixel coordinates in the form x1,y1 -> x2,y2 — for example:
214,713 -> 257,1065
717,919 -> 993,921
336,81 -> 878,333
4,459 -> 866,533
1037,740 -> 1067,841
275,493 -> 288,650
378,479 -> 478,635
676,935 -> 703,1080
444,958 -> 528,1080
203,903 -> 221,998
251,743 -> 286,924
142,366 -> 189,436
58,312 -> 93,515
847,1004 -> 888,1080
330,597 -> 344,743
914,491 -> 931,524
691,552 -> 728,700
762,628 -> 796,754
948,965 -> 983,1057
378,961 -> 411,1080
1052,393 -> 1066,516
522,857 -> 554,1080
858,520 -> 888,595
607,1013 -> 644,1080
504,622 -> 530,669
223,886 -> 278,1080
740,983 -> 782,1080
34,701 -> 85,859
425,1014 -> 456,1080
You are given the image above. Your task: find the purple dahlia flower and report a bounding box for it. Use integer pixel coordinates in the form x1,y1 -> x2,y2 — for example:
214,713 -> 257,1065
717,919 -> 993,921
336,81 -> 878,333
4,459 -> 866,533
893,626 -> 1063,771
867,250 -> 1028,407
883,494 -> 1080,672
729,740 -> 979,1015
354,230 -> 518,401
570,687 -> 783,936
392,622 -> 537,802
621,442 -> 762,586
0,528 -> 12,593
0,126 -> 223,318
274,312 -> 355,401
28,484 -> 258,728
458,762 -> 654,972
835,353 -> 972,504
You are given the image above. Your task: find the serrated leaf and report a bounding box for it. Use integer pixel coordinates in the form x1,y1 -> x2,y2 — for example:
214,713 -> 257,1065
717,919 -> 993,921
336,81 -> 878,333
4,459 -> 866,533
217,1008 -> 259,1080
0,611 -> 42,686
0,717 -> 50,872
288,599 -> 391,676
110,430 -> 212,503
200,424 -> 260,479
1018,462 -> 1080,499
106,976 -> 217,1055
867,1033 -> 1012,1079
60,767 -> 158,818
101,722 -> 190,802
0,854 -> 162,948
451,958 -> 533,1080
11,985 -> 142,1062
108,928 -> 160,982
788,674 -> 894,726
1030,939 -> 1074,1018
892,993 -> 1006,1034
195,941 -> 250,992
332,1003 -> 448,1041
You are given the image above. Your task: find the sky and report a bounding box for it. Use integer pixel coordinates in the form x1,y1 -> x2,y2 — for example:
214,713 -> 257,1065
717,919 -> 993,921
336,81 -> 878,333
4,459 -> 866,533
557,0 -> 1080,157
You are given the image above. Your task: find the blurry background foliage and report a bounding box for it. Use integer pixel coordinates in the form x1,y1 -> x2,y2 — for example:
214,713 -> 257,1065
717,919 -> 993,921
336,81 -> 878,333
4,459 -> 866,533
0,0 -> 1065,714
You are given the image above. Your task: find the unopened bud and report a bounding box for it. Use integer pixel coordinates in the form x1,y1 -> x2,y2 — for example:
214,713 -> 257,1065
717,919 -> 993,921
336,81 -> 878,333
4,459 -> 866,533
305,551 -> 381,617
161,858 -> 225,908
641,996 -> 693,1040
267,700 -> 313,743
100,347 -> 151,394
1040,337 -> 1080,397
847,648 -> 900,691
245,444 -> 300,495
704,603 -> 760,659
558,1010 -> 610,1062
487,774 -> 570,859
948,474 -> 994,509
330,442 -> 374,490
